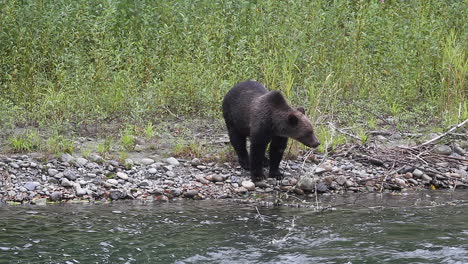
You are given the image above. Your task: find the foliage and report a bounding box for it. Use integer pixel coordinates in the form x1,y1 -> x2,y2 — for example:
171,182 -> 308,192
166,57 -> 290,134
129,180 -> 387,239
0,0 -> 465,128
8,130 -> 41,152
45,134 -> 74,155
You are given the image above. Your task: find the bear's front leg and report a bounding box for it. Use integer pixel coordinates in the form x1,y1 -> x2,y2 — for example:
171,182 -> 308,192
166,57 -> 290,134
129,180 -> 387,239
249,136 -> 270,182
269,136 -> 288,180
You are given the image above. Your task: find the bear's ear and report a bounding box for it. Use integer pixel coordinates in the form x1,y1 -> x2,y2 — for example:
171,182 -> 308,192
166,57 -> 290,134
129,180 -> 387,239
297,107 -> 305,114
288,113 -> 299,126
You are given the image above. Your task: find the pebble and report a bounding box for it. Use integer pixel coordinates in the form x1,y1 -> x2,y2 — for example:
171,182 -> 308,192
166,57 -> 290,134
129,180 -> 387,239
148,168 -> 158,174
254,180 -> 269,189
211,174 -> 224,182
166,157 -> 180,166
316,182 -> 329,193
61,153 -> 74,163
421,174 -> 432,181
336,176 -> 347,186
63,170 -> 77,181
241,181 -> 256,191
109,190 -> 125,200
74,157 -> 88,166
191,158 -> 201,166
166,171 -> 175,177
297,177 -> 315,192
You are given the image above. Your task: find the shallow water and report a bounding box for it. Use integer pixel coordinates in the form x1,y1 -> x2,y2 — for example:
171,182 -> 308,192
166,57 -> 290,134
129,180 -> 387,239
0,191 -> 467,264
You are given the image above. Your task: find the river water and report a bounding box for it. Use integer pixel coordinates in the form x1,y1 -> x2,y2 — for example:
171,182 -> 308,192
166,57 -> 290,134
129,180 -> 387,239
0,191 -> 467,264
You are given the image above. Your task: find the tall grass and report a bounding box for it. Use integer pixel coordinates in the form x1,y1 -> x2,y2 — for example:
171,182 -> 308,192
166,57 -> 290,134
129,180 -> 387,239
0,0 -> 466,129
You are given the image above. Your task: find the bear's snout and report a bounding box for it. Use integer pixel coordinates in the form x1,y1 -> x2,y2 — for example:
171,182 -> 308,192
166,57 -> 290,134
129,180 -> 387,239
298,133 -> 320,148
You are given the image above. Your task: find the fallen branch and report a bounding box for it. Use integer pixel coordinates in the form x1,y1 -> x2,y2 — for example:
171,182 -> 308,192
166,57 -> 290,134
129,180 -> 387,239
413,119 -> 468,148
327,122 -> 361,141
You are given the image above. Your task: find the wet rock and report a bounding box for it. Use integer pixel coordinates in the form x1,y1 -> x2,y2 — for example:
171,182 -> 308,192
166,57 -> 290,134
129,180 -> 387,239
109,190 -> 125,200
241,181 -> 256,191
433,145 -> 452,156
316,182 -> 329,193
166,157 -> 180,166
140,158 -> 155,165
24,182 -> 40,191
184,190 -> 199,198
49,191 -> 62,201
116,172 -> 129,180
297,177 -> 316,192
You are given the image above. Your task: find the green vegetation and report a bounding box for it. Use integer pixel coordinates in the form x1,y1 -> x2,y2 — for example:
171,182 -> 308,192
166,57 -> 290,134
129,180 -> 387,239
7,130 -> 41,152
45,134 -> 74,155
97,137 -> 112,155
0,0 -> 466,131
120,125 -> 136,151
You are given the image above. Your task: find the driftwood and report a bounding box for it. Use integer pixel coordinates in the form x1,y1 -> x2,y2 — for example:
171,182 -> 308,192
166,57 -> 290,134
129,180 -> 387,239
413,119 -> 468,148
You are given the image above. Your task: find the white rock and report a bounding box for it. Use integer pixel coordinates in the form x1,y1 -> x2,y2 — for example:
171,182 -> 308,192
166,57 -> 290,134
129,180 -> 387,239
148,168 -> 158,174
116,172 -> 129,180
241,181 -> 256,191
107,179 -> 119,185
140,158 -> 155,165
166,157 -> 180,166
48,168 -> 59,176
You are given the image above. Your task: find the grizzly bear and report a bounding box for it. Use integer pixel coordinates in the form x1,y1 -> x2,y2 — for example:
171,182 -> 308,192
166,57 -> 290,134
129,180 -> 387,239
222,80 -> 320,182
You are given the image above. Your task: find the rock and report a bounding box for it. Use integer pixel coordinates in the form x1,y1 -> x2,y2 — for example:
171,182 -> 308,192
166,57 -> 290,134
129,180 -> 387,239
421,174 -> 432,181
336,176 -> 347,186
165,157 -> 180,166
398,165 -> 414,174
88,154 -> 104,163
124,159 -> 134,167
140,158 -> 155,165
432,145 -> 452,156
241,181 -> 256,191
138,181 -> 150,187
254,180 -> 269,189
61,153 -> 74,163
345,180 -> 355,187
116,172 -> 129,180
63,170 -> 77,181
211,174 -> 225,182
394,178 -> 407,188
49,191 -> 63,201
109,190 -> 125,200
235,186 -> 248,193
24,182 -> 40,191
61,178 -> 73,187
76,188 -> 87,197
452,144 -> 466,155
191,158 -> 201,166
106,179 -> 119,186
148,168 -> 158,174
47,168 -> 59,176
166,171 -> 175,177
316,182 -> 329,193
412,169 -> 424,178
74,157 -> 88,166
297,177 -> 316,192
315,164 -> 333,175
184,190 -> 199,198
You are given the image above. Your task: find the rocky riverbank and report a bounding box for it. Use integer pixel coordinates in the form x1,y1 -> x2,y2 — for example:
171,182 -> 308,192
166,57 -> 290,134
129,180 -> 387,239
1,132 -> 467,205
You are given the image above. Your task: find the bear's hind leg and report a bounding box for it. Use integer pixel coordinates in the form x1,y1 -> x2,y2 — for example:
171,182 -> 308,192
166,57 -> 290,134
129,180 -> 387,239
269,136 -> 288,180
227,128 -> 250,170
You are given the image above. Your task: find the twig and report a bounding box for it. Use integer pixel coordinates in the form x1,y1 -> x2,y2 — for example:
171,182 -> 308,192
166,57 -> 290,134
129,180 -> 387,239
413,119 -> 468,148
327,122 -> 361,141
255,206 -> 265,222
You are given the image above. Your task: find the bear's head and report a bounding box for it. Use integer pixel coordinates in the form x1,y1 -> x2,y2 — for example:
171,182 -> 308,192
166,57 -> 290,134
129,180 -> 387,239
284,107 -> 320,148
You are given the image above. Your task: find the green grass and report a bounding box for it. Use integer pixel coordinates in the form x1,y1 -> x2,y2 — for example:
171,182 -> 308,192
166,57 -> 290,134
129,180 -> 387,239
8,130 -> 41,152
0,0 -> 466,130
45,134 -> 74,155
